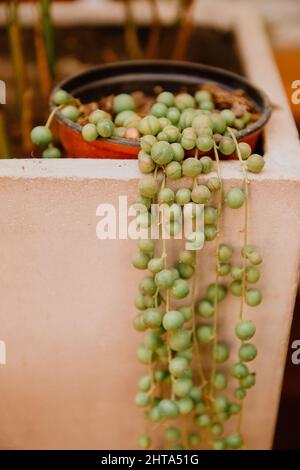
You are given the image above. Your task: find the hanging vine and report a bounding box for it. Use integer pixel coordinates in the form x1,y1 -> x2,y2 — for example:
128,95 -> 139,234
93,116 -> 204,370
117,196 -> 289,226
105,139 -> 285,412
129,90 -> 264,450
31,82 -> 265,450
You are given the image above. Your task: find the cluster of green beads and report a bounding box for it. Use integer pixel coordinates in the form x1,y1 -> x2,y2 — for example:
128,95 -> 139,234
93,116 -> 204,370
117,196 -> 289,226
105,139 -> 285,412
81,93 -> 139,142
133,155 -> 218,450
30,89 -> 76,158
30,87 -> 264,451
134,245 -> 262,450
31,88 -> 265,175
84,89 -> 264,172
131,90 -> 264,451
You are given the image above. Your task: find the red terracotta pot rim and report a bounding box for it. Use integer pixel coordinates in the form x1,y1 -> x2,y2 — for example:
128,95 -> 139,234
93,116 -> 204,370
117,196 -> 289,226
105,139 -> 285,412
51,60 -> 272,149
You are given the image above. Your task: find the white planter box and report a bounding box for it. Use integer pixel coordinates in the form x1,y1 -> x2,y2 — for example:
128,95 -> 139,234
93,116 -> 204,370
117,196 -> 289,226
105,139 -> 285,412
0,0 -> 300,450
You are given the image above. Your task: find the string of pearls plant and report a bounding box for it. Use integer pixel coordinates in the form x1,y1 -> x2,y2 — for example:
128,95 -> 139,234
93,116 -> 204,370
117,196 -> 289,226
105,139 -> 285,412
30,87 -> 265,450
129,91 -> 264,451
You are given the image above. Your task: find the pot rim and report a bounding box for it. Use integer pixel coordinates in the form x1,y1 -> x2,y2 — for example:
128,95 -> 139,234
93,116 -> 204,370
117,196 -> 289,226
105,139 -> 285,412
51,60 -> 272,149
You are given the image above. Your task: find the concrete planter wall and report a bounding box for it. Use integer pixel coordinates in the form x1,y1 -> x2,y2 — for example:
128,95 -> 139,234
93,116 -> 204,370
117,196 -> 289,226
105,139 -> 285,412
0,0 -> 300,450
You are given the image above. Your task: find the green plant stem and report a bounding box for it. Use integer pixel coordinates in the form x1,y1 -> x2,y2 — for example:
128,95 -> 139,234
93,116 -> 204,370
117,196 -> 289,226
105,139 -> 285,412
228,128 -> 249,320
161,180 -> 175,400
156,172 -> 175,404
191,251 -> 207,388
21,87 -> 34,154
165,288 -> 175,401
146,186 -> 160,444
208,143 -> 223,401
160,174 -> 167,260
154,287 -> 159,308
191,150 -> 208,389
40,0 -> 56,80
228,128 -> 250,438
147,358 -> 157,398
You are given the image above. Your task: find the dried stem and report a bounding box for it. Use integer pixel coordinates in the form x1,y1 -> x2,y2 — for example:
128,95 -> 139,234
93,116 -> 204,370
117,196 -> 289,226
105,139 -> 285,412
40,0 -> 56,80
172,0 -> 195,60
208,143 -> 223,400
21,88 -> 34,154
6,1 -> 27,111
0,110 -> 10,158
124,0 -> 143,59
34,12 -> 52,112
145,0 -> 161,59
228,127 -> 250,437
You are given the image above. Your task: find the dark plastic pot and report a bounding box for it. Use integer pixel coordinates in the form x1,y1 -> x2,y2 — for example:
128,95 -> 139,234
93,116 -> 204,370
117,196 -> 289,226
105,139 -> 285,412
52,60 -> 271,159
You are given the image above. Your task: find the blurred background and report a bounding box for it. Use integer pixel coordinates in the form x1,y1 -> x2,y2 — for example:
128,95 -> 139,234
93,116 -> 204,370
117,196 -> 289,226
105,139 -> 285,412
0,0 -> 299,449
0,0 -> 299,157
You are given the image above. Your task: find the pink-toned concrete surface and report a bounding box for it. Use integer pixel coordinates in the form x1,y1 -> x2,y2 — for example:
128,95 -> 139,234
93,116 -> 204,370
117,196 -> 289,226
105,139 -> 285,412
0,171 -> 299,450
0,0 -> 300,450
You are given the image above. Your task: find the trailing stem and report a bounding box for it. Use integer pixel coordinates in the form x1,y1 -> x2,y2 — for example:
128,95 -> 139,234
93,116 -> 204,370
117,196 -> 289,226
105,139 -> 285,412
45,104 -> 64,128
228,127 -> 250,438
191,150 -> 208,389
191,251 -> 207,388
208,143 -> 223,401
159,175 -> 175,402
227,128 -> 249,320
